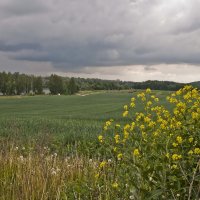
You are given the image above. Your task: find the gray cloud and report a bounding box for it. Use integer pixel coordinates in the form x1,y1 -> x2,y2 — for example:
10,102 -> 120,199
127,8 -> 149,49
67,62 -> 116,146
0,41 -> 41,52
0,0 -> 48,18
0,0 -> 200,81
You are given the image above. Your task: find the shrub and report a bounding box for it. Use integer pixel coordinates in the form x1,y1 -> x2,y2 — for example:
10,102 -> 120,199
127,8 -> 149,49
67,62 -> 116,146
97,86 -> 200,199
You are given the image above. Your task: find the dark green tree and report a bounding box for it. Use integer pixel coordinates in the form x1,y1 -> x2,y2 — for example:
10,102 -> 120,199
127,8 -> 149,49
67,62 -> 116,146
24,75 -> 32,94
6,72 -> 16,95
67,77 -> 79,95
0,72 -> 8,95
14,73 -> 26,95
49,74 -> 64,94
33,76 -> 43,94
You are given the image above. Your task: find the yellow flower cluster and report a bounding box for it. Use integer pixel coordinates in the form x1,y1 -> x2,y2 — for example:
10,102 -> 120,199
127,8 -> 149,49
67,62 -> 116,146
137,92 -> 146,101
176,136 -> 183,144
194,148 -> 200,155
103,119 -> 113,130
122,111 -> 128,117
99,161 -> 106,169
97,85 -> 200,190
114,134 -> 120,144
172,154 -> 182,161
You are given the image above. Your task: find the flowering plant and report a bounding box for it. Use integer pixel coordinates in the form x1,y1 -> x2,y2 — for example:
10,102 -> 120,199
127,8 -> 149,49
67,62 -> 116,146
97,86 -> 200,199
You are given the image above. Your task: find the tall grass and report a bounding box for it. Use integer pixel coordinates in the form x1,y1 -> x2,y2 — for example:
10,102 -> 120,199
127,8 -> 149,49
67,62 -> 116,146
0,141 -> 99,200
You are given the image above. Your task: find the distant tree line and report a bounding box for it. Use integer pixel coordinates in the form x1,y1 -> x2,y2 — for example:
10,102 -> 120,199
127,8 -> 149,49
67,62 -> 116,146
74,78 -> 188,91
0,72 -> 43,95
0,72 -> 79,95
0,71 -> 199,96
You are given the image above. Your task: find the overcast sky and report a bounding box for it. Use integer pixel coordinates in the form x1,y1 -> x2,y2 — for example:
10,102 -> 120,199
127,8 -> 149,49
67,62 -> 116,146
0,0 -> 200,82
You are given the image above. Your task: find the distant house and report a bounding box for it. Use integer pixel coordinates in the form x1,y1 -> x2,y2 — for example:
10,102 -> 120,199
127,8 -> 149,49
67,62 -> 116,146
43,88 -> 50,95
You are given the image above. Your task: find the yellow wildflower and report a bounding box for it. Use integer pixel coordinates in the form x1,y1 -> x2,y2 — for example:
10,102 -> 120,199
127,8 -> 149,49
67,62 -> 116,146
130,122 -> 135,130
123,111 -> 128,117
188,137 -> 194,143
194,148 -> 200,155
124,124 -> 131,131
176,121 -> 182,128
183,93 -> 191,100
166,153 -> 170,159
171,164 -> 178,169
141,97 -> 146,101
153,131 -> 159,137
172,154 -> 182,161
98,135 -> 103,143
140,125 -> 145,130
142,131 -> 147,138
173,143 -> 178,147
146,101 -> 152,107
133,149 -> 140,156
144,116 -> 151,123
124,105 -> 128,111
176,136 -> 183,144
130,102 -> 135,108
106,121 -> 111,126
148,121 -> 155,128
117,153 -> 123,160
114,134 -> 120,144
115,124 -> 121,128
112,182 -> 119,188
131,97 -> 135,101
176,89 -> 182,95
103,126 -> 108,131
123,131 -> 129,139
192,112 -> 198,120
146,88 -> 151,93
95,173 -> 99,179
188,150 -> 193,155
99,161 -> 106,169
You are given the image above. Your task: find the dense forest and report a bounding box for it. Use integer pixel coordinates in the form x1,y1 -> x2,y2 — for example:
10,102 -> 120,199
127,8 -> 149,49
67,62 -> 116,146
0,71 -> 199,95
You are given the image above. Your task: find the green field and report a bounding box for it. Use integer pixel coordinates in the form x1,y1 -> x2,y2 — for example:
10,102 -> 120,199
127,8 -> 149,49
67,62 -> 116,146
0,90 -> 170,147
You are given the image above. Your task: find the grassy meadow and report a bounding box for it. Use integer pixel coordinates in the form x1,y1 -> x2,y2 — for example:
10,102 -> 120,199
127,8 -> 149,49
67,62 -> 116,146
0,90 -> 170,146
1,88 -> 199,199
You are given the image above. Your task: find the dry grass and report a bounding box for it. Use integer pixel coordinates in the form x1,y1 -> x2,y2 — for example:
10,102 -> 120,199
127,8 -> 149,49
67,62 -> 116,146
0,143 -> 102,200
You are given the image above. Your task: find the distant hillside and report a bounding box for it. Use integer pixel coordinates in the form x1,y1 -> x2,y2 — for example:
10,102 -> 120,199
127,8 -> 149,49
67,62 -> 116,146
189,81 -> 200,88
71,78 -> 189,91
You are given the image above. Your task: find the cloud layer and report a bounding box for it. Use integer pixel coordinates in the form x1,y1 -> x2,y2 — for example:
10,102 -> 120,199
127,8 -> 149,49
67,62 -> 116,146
0,0 -> 200,81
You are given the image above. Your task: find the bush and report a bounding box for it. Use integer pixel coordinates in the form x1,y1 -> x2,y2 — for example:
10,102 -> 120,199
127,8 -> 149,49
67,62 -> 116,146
97,86 -> 200,199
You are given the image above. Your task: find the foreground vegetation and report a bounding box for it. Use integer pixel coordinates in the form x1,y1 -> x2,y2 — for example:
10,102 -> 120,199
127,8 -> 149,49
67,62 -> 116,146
0,87 -> 199,199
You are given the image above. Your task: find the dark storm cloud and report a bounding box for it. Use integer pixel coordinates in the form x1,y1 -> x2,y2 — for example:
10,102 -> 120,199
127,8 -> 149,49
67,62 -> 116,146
0,0 -> 48,18
0,41 -> 41,52
0,0 -> 200,72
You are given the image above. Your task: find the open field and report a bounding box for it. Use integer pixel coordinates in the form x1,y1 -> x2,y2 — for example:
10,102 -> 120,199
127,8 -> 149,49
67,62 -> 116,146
1,88 -> 199,199
0,90 -> 170,145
